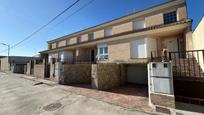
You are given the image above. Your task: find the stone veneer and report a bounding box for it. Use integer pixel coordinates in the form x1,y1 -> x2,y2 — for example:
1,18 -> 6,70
150,93 -> 175,108
34,63 -> 45,79
49,60 -> 55,81
60,64 -> 92,84
92,63 -> 126,90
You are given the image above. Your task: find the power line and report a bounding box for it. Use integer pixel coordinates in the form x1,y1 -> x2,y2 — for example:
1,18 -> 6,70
22,0 -> 96,48
0,0 -> 80,54
55,0 -> 95,26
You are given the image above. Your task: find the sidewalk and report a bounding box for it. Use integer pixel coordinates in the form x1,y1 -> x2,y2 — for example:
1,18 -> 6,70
5,72 -> 204,115
5,72 -> 58,86
0,72 -> 152,115
4,72 -> 154,113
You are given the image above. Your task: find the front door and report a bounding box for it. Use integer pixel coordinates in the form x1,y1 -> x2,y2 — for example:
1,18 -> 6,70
163,38 -> 178,52
91,49 -> 95,63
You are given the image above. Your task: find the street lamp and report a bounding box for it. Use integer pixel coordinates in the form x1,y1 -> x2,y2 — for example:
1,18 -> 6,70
0,43 -> 10,70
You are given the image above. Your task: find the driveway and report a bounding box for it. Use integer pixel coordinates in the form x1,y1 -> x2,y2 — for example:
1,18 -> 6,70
0,72 -> 152,115
59,84 -> 152,112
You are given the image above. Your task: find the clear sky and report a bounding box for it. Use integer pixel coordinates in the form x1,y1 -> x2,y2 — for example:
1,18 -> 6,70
0,0 -> 203,56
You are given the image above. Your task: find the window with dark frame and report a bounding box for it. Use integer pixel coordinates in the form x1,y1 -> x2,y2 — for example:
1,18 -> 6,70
66,39 -> 70,45
88,33 -> 94,41
163,11 -> 177,24
77,36 -> 81,43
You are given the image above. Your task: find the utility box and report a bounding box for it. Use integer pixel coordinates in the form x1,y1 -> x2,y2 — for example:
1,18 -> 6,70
148,62 -> 174,94
148,62 -> 175,109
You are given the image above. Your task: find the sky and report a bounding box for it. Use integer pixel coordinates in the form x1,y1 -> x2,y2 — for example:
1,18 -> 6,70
0,0 -> 204,56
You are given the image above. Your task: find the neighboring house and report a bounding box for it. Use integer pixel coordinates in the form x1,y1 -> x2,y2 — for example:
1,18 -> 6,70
0,56 -> 36,74
0,56 -> 6,71
193,16 -> 204,50
36,0 -> 204,110
39,0 -> 192,86
192,16 -> 204,70
41,0 -> 190,65
0,56 -> 5,58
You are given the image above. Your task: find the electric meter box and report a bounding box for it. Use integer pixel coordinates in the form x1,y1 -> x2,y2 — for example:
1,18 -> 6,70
148,62 -> 174,95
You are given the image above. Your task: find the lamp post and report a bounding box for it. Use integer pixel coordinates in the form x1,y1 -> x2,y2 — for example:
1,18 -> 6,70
0,43 -> 10,70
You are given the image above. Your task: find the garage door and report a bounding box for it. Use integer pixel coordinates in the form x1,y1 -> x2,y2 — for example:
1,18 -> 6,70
127,64 -> 148,85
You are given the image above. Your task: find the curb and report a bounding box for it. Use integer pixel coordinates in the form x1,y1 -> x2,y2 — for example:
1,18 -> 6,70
4,72 -> 58,86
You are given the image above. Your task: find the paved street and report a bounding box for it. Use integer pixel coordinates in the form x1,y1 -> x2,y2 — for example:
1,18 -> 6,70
0,72 -> 151,115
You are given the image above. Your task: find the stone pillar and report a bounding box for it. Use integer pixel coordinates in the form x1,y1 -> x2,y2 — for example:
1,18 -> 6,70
91,64 -> 98,89
49,58 -> 55,80
148,62 -> 175,114
26,61 -> 31,75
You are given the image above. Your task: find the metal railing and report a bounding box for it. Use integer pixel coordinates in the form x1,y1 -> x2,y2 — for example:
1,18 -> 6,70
151,50 -> 162,62
59,57 -> 96,64
151,49 -> 204,78
169,50 -> 204,78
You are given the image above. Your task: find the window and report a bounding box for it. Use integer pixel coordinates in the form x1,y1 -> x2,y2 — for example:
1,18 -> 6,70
48,44 -> 52,50
98,47 -> 108,60
88,33 -> 94,41
131,38 -> 146,58
104,28 -> 113,37
59,52 -> 64,62
163,11 -> 177,24
66,39 -> 70,45
52,43 -> 56,49
56,42 -> 59,48
48,55 -> 52,63
77,36 -> 82,43
133,20 -> 145,30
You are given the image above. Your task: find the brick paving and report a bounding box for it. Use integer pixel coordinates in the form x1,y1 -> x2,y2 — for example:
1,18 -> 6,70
59,84 -> 153,113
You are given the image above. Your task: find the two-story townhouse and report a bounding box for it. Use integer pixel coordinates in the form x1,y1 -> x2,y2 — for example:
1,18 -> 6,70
41,0 -> 191,64
40,0 -> 192,88
36,0 -> 204,111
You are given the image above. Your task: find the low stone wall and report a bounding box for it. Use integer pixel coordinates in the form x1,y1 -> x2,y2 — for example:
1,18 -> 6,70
34,64 -> 45,79
60,64 -> 92,84
92,63 -> 126,90
150,93 -> 175,108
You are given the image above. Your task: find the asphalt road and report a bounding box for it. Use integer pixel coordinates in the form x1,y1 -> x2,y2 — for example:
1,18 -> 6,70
0,72 -> 151,115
